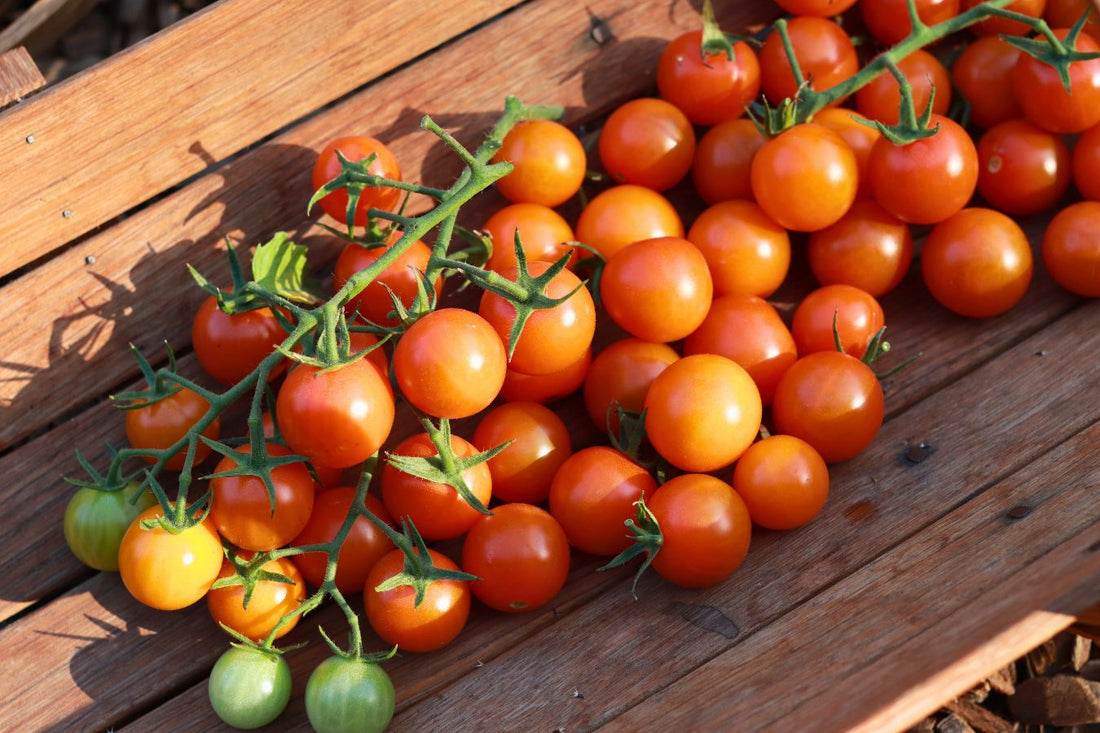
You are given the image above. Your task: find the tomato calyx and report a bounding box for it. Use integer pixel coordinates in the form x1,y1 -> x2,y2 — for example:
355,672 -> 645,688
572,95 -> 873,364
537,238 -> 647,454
1004,14 -> 1100,92
65,446 -> 145,495
202,437 -> 311,516
370,517 -> 479,609
608,406 -> 675,485
111,342 -> 188,410
209,548 -> 300,613
699,0 -> 755,62
383,416 -> 501,516
598,495 -> 663,600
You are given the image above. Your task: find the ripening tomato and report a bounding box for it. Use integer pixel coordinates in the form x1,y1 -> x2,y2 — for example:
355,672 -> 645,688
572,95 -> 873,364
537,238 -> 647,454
192,295 -> 286,385
976,119 -> 1071,216
683,294 -> 797,406
600,236 -> 713,343
686,200 -> 791,298
1072,123 -> 1100,201
381,432 -> 492,542
209,444 -> 316,552
583,338 -> 679,433
277,358 -> 395,469
1012,28 -> 1100,134
867,114 -> 978,225
861,0 -> 960,45
498,347 -> 591,404
921,207 -> 1034,317
208,646 -> 292,730
478,261 -> 596,376
598,98 -> 696,191
644,354 -> 762,473
691,118 -> 766,204
462,503 -> 570,613
807,199 -> 913,297
119,504 -> 223,611
206,555 -> 306,641
963,0 -> 1046,36
491,119 -> 587,207
656,30 -> 761,126
791,284 -> 886,358
472,401 -> 573,504
855,49 -> 951,126
1042,201 -> 1100,297
951,36 -> 1024,130
291,488 -> 395,593
732,435 -> 829,530
333,233 -> 440,326
125,387 -> 220,471
645,474 -> 752,588
771,351 -> 885,464
392,308 -> 507,419
64,482 -> 158,572
574,185 -> 684,260
813,107 -> 883,199
759,17 -> 859,106
752,122 -> 859,232
364,547 -> 470,652
312,136 -> 402,226
305,656 -> 394,733
482,203 -> 576,273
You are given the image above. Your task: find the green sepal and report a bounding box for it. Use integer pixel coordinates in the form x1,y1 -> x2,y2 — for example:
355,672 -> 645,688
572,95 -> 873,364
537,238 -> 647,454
251,232 -> 319,305
200,435 -> 311,516
598,495 -> 663,600
371,518 -> 480,608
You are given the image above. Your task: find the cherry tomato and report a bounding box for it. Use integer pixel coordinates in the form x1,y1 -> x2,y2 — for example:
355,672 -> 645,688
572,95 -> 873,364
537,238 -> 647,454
867,114 -> 977,225
732,435 -> 829,530
644,354 -> 762,473
277,358 -> 395,469
471,401 -> 572,504
208,646 -> 292,730
498,347 -> 591,404
813,107 -> 883,199
1042,201 -> 1100,297
1072,122 -> 1100,201
921,207 -> 1034,317
482,202 -> 576,273
771,351 -> 885,464
774,0 -> 858,16
791,284 -> 886,358
192,295 -> 286,385
312,136 -> 402,227
1044,0 -> 1100,37
691,118 -> 766,204
976,119 -> 1071,216
478,261 -> 595,376
64,482 -> 157,572
549,446 -> 656,557
491,119 -> 586,207
807,199 -> 913,297
598,98 -> 696,191
209,444 -> 316,552
124,387 -> 220,471
600,236 -> 713,343
332,233 -> 440,326
752,122 -> 859,232
950,36 -> 1024,130
686,200 -> 790,298
574,184 -> 684,260
381,432 -> 492,542
305,655 -> 395,733
1012,28 -> 1100,134
583,338 -> 679,433
645,474 -> 752,588
656,30 -> 761,126
364,547 -> 471,652
855,49 -> 951,126
462,503 -> 570,613
861,0 -> 960,45
759,17 -> 858,106
206,555 -> 306,641
291,488 -> 395,593
963,0 -> 1046,36
118,504 -> 223,610
683,293 -> 797,406
392,308 -> 506,419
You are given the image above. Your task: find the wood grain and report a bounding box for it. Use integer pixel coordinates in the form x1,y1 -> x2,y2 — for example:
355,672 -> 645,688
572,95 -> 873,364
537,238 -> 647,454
0,46 -> 46,108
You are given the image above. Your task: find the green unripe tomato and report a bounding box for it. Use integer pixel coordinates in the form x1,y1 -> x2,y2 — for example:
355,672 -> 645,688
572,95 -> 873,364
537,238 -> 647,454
305,655 -> 396,733
208,646 -> 292,730
63,482 -> 157,571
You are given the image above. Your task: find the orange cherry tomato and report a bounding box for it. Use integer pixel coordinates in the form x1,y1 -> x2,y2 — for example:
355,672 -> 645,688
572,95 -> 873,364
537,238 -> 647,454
207,555 -> 306,642
691,118 -> 766,205
574,185 -> 684,260
791,284 -> 886,358
807,199 -> 913,297
1041,201 -> 1100,297
492,119 -> 586,207
471,401 -> 573,504
732,435 -> 829,530
332,233 -> 440,327
598,98 -> 696,192
125,387 -> 220,471
687,200 -> 790,298
364,548 -> 470,653
583,338 -> 679,433
482,202 -> 576,273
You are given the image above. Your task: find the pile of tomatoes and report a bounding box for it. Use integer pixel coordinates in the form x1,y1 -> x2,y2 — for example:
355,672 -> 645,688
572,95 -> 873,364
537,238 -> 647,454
61,0 -> 1100,729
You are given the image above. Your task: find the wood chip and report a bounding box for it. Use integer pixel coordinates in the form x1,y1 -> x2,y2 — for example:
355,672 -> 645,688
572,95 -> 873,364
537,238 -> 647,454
1007,674 -> 1100,726
944,698 -> 1015,733
1070,635 -> 1092,672
935,712 -> 976,733
986,664 -> 1018,696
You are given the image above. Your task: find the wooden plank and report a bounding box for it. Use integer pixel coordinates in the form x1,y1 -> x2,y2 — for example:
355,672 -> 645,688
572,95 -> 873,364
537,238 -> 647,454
0,46 -> 46,108
387,300 -> 1099,731
605,423 -> 1100,732
0,0 -> 525,277
0,0 -> 785,451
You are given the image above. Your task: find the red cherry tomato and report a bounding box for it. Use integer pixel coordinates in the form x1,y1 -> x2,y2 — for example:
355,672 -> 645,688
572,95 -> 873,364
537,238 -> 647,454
855,49 -> 951,126
364,548 -> 470,653
498,347 -> 591,404
1072,122 -> 1100,201
951,36 -> 1024,130
791,284 -> 886,359
598,98 -> 696,192
192,295 -> 286,385
1044,0 -> 1100,37
976,118 -> 1071,216
312,136 -> 402,226
575,185 -> 684,260
691,118 -> 766,204
656,30 -> 761,126
963,0 -> 1046,36
759,17 -> 858,106
471,401 -> 573,504
491,119 -> 586,207
686,200 -> 790,298
861,0 -> 960,45
1012,28 -> 1100,134
125,387 -> 220,471
807,199 -> 913,297
774,0 -> 858,16
291,488 -> 395,593
732,435 -> 829,530
1041,201 -> 1100,297
332,233 -> 440,326
482,203 -> 576,273
583,338 -> 679,433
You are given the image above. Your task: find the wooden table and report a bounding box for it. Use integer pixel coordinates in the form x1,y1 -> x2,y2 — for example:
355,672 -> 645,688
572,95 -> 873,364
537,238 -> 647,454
0,0 -> 1096,730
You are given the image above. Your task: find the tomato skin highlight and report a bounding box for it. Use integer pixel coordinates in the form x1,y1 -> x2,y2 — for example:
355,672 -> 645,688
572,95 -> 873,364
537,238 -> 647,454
305,655 -> 395,733
208,646 -> 292,730
657,30 -> 761,126
1042,201 -> 1100,297
732,435 -> 829,530
64,483 -> 158,572
472,401 -> 573,504
491,119 -> 586,208
118,505 -> 223,611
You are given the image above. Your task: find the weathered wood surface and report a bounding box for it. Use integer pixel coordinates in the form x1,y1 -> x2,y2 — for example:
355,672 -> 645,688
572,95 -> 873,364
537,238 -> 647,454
0,0 -> 1097,731
0,46 -> 45,107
